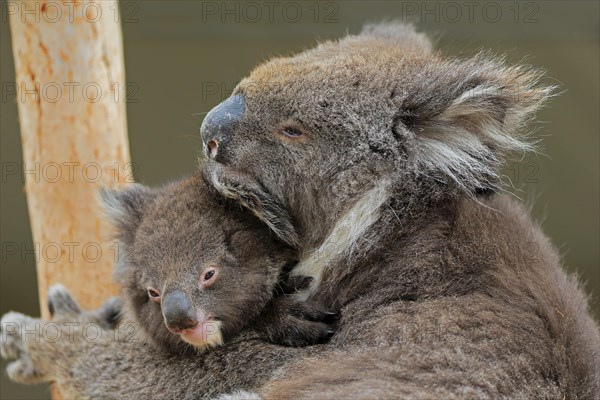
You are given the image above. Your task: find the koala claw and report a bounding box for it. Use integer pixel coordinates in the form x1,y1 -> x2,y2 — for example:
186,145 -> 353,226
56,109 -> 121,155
48,284 -> 82,317
287,301 -> 339,325
283,301 -> 339,346
322,310 -> 339,324
255,298 -> 338,347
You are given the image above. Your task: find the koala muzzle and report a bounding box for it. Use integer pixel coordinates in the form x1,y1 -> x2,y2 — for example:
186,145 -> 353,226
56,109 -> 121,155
162,290 -> 198,333
200,94 -> 245,160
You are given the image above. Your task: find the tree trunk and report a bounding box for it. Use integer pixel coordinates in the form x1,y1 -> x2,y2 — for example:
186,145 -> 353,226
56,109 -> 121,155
10,3 -> 130,397
9,0 -> 129,323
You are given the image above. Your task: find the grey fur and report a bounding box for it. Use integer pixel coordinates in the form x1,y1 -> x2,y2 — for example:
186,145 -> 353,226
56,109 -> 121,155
1,22 -> 598,399
102,172 -> 333,353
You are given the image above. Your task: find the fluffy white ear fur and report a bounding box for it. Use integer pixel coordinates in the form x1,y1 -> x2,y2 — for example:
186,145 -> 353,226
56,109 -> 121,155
412,60 -> 555,192
354,23 -> 553,192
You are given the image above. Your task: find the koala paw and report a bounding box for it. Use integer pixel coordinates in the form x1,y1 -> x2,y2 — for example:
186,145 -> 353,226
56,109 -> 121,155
87,297 -> 123,329
1,312 -> 27,360
256,298 -> 338,347
48,284 -> 123,329
0,312 -> 48,384
48,284 -> 82,318
6,355 -> 45,384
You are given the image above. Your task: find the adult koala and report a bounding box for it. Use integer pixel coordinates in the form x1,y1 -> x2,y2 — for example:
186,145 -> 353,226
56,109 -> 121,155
2,23 -> 599,399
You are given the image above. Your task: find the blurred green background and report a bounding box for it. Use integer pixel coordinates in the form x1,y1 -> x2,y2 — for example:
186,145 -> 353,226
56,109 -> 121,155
1,1 -> 598,398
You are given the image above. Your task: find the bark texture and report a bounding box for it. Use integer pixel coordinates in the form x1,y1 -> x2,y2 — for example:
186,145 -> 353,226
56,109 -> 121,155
9,0 -> 129,318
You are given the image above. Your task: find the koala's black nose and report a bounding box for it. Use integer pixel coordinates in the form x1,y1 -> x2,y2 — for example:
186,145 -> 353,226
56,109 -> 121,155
162,290 -> 198,333
200,94 -> 245,160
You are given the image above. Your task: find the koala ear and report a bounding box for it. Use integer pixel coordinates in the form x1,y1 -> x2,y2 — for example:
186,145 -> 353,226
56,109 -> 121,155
399,56 -> 555,193
99,184 -> 155,243
203,162 -> 300,249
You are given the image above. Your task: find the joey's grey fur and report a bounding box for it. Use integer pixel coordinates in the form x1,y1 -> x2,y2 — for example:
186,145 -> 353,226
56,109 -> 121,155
98,172 -> 334,353
2,23 -> 599,399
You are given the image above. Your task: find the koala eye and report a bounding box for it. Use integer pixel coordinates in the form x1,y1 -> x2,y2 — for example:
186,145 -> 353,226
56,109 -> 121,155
199,266 -> 220,289
280,127 -> 302,138
147,287 -> 161,303
276,124 -> 307,140
204,270 -> 215,281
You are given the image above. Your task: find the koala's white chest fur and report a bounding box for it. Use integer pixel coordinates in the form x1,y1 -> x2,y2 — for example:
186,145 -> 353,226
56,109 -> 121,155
291,179 -> 392,301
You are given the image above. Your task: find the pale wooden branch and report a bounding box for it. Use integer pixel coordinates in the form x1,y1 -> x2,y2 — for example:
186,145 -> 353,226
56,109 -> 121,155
9,0 -> 129,319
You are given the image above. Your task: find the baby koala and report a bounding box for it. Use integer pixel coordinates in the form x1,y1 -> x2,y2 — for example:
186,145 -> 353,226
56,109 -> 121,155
55,167 -> 334,354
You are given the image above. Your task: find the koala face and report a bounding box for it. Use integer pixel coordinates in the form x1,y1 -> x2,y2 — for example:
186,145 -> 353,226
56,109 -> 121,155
201,23 -> 550,246
102,172 -> 295,353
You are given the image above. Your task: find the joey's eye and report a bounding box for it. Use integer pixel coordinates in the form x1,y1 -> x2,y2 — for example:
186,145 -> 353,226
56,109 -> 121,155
147,287 -> 161,303
199,266 -> 220,289
204,270 -> 215,281
276,124 -> 306,140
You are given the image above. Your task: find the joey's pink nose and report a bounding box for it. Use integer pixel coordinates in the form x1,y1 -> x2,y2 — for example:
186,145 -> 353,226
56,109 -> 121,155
167,317 -> 198,333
